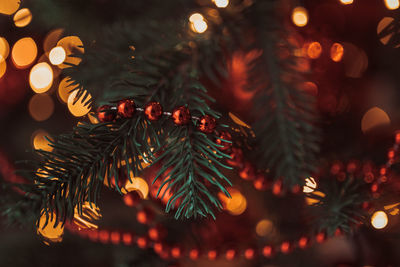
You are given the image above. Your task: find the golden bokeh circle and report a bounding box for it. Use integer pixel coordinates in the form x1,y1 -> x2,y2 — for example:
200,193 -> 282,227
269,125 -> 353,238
0,37 -> 10,63
11,37 -> 37,68
28,93 -> 54,121
361,107 -> 391,133
67,89 -> 91,117
49,46 -> 66,65
56,36 -> 84,69
37,211 -> 64,243
13,8 -> 32,28
32,129 -> 53,152
292,7 -> 308,27
29,62 -> 54,93
0,0 -> 20,15
58,77 -> 75,103
0,61 -> 6,79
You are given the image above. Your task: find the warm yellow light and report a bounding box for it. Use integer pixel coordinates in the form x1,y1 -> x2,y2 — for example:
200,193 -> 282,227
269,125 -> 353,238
29,62 -> 54,93
11,37 -> 37,68
0,61 -> 6,79
305,190 -> 325,205
37,211 -> 64,243
32,130 -> 53,152
124,175 -> 149,199
292,7 -> 308,27
303,177 -> 317,193
0,0 -> 20,15
255,219 -> 273,237
307,42 -> 322,59
58,77 -> 75,103
385,0 -> 400,10
371,210 -> 388,229
213,0 -> 229,8
189,13 -> 204,23
219,188 -> 247,215
0,37 -> 10,63
330,43 -> 344,62
361,107 -> 391,133
339,0 -> 353,4
13,8 -> 32,27
191,20 -> 208,33
28,94 -> 54,122
73,202 -> 102,230
67,89 -> 92,117
49,46 -> 66,65
56,36 -> 84,69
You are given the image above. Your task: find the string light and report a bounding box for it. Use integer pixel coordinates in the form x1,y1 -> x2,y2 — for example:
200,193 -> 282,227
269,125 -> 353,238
371,210 -> 388,229
303,177 -> 317,193
212,0 -> 229,8
339,0 -> 353,4
73,202 -> 102,230
11,37 -> 37,68
0,37 -> 9,63
219,188 -> 247,215
0,0 -> 20,15
29,62 -> 54,93
32,130 -> 53,152
384,0 -> 400,10
37,211 -> 64,243
291,7 -> 308,27
189,13 -> 208,33
56,36 -> 84,69
49,46 -> 66,65
67,89 -> 92,117
255,219 -> 273,237
330,43 -> 344,62
307,42 -> 322,59
13,8 -> 32,27
124,176 -> 149,199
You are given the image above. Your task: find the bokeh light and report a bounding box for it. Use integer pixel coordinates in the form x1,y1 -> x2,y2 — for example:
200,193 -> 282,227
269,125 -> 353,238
303,177 -> 317,193
124,175 -> 149,199
305,191 -> 325,205
32,130 -> 53,152
255,219 -> 274,237
58,77 -> 75,103
189,13 -> 204,23
29,62 -> 54,93
307,42 -> 322,59
13,8 -> 32,27
73,202 -> 101,230
189,13 -> 208,33
219,188 -> 247,216
377,17 -> 400,48
43,28 -> 64,53
0,0 -> 20,15
342,43 -> 368,78
0,37 -> 10,63
11,37 -> 37,68
49,46 -> 66,65
0,61 -> 6,79
67,89 -> 92,117
213,0 -> 229,8
28,93 -> 54,121
300,81 -> 318,96
56,36 -> 84,69
292,7 -> 308,27
339,0 -> 353,4
361,107 -> 391,133
385,0 -> 400,10
371,210 -> 388,229
330,43 -> 344,62
36,211 -> 64,243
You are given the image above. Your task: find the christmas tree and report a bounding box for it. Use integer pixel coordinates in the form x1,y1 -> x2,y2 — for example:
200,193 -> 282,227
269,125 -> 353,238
1,0 -> 400,266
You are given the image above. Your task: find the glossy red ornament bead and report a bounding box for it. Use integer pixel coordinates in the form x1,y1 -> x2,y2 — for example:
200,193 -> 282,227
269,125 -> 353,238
262,246 -> 273,258
136,236 -> 148,248
226,148 -> 244,168
280,242 -> 290,253
207,250 -> 218,260
388,149 -> 395,159
153,242 -> 164,254
171,106 -> 191,125
97,105 -> 116,122
215,131 -> 232,151
123,191 -> 141,207
316,232 -> 325,243
244,248 -> 255,260
171,246 -> 182,259
198,115 -> 216,134
122,232 -> 133,245
225,249 -> 236,260
298,237 -> 308,249
370,182 -> 379,193
189,249 -> 200,260
239,161 -> 256,180
144,101 -> 163,121
117,99 -> 136,118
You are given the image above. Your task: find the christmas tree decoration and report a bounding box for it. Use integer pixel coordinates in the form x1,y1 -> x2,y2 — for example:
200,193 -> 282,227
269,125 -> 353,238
73,202 -> 102,230
97,105 -> 116,122
117,99 -> 136,118
171,106 -> 191,125
197,115 -> 216,134
36,211 -> 64,243
215,131 -> 232,151
144,101 -> 163,121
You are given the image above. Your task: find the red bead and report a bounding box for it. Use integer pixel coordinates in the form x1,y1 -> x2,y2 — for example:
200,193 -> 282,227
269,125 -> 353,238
153,242 -> 164,254
215,131 -> 232,151
226,148 -> 244,168
334,228 -> 342,237
144,101 -> 163,121
396,131 -> 400,144
136,208 -> 153,224
198,115 -> 216,134
316,232 -> 325,243
280,242 -> 290,253
272,180 -> 282,196
189,249 -> 200,260
123,191 -> 141,207
137,237 -> 148,248
225,249 -> 236,260
97,105 -> 116,122
110,231 -> 121,244
171,106 -> 191,125
99,230 -> 110,243
239,161 -> 256,180
171,246 -> 182,259
291,185 -> 301,194
262,246 -> 273,258
388,149 -> 395,159
207,250 -> 218,260
122,232 -> 133,245
148,225 -> 166,241
244,248 -> 255,259
118,99 -> 136,118
253,174 -> 269,191
370,182 -> 379,193
298,237 -> 308,249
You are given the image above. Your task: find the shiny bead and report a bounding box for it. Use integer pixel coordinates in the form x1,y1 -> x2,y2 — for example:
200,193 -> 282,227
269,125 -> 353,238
189,249 -> 200,260
215,131 -> 232,151
239,161 -> 256,180
171,246 -> 182,259
171,106 -> 191,125
262,246 -> 273,257
298,237 -> 308,249
123,191 -> 141,207
315,232 -> 325,243
198,115 -> 216,134
280,242 -> 290,253
117,99 -> 136,118
253,174 -> 269,191
207,250 -> 218,260
225,249 -> 236,260
97,105 -> 116,122
144,101 -> 163,121
226,148 -> 244,168
244,248 -> 255,259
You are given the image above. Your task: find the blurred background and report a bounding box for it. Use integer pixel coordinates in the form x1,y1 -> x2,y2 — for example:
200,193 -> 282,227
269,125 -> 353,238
2,0 -> 400,266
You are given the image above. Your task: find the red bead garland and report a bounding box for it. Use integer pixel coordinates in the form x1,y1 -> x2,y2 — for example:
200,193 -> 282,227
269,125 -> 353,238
215,131 -> 232,151
144,101 -> 163,121
97,105 -> 116,122
171,106 -> 191,125
117,99 -> 136,118
198,115 -> 217,134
